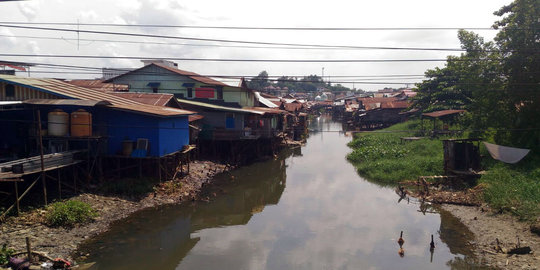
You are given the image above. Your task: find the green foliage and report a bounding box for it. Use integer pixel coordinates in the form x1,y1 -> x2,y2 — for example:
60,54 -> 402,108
45,200 -> 97,227
347,120 -> 444,184
247,70 -> 270,90
0,244 -> 15,265
480,160 -> 540,220
99,177 -> 158,198
412,0 -> 539,150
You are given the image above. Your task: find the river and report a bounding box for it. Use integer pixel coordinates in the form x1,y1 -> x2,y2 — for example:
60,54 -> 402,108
79,115 -> 485,270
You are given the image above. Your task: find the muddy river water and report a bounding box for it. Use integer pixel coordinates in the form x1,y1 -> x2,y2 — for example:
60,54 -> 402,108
79,116 -> 486,269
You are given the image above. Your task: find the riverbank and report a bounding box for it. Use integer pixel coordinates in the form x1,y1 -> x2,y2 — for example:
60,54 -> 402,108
443,204 -> 540,270
347,120 -> 540,268
0,160 -> 231,263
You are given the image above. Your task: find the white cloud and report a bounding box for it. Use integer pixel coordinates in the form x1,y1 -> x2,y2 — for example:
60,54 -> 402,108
0,0 -> 515,90
17,1 -> 40,21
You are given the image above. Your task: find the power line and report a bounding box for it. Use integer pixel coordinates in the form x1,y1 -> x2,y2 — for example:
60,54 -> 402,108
0,22 -> 504,31
0,33 -> 475,52
0,24 -> 516,52
0,53 -> 503,62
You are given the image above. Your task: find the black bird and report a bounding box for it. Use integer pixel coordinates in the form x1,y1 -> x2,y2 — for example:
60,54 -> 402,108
430,234 -> 435,251
398,231 -> 404,246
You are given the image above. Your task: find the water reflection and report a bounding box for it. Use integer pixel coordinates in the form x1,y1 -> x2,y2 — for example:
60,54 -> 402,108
80,115 -> 483,270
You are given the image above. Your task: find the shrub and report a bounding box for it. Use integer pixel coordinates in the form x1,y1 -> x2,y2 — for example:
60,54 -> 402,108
0,244 -> 14,265
46,200 -> 98,227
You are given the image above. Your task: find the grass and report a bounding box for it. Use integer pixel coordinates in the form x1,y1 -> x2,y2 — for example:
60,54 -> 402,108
45,200 -> 98,227
480,156 -> 540,221
347,120 -> 444,184
98,177 -> 159,198
347,119 -> 540,220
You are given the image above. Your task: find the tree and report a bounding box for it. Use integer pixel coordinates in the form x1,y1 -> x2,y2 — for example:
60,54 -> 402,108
248,71 -> 270,90
492,0 -> 540,148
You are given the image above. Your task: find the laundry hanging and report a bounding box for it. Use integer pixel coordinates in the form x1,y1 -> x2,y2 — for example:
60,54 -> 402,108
483,142 -> 530,164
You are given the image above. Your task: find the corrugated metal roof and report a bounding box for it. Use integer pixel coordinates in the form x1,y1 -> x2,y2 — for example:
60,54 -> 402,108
245,107 -> 287,115
104,63 -> 227,86
0,75 -> 194,117
189,114 -> 204,122
380,101 -> 410,109
176,98 -> 265,115
254,92 -> 279,108
67,80 -> 129,92
23,99 -> 112,106
107,92 -> 175,107
423,109 -> 466,118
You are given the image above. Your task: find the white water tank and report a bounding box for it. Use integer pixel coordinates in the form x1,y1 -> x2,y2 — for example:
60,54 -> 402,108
48,109 -> 69,136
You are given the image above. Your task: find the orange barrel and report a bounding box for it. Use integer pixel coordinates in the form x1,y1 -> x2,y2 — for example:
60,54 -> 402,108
70,109 -> 92,136
47,109 -> 69,136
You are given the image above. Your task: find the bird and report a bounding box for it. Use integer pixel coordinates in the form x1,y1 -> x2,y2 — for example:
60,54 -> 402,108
398,247 -> 405,257
397,231 -> 404,246
430,234 -> 435,251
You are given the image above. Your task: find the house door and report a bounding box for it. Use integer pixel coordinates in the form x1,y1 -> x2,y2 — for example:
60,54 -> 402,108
226,113 -> 235,129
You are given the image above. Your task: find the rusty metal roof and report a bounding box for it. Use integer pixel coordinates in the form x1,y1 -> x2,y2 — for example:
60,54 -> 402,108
189,114 -> 204,122
0,75 -> 195,117
107,92 -> 175,107
23,99 -> 112,107
380,101 -> 410,109
423,109 -> 466,118
67,79 -> 128,92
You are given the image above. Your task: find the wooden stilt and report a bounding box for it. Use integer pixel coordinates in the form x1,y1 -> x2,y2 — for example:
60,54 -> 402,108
14,182 -> 20,216
57,169 -> 62,200
26,237 -> 32,263
36,110 -> 47,206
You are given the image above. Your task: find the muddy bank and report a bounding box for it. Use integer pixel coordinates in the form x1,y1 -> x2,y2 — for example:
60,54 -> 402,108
0,160 -> 230,263
442,204 -> 540,270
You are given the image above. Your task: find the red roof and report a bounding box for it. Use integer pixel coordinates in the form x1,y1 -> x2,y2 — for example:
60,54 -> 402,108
423,109 -> 466,118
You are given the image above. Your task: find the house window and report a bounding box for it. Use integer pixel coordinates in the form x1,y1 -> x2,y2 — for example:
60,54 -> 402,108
5,84 -> 15,98
187,88 -> 193,98
152,87 -> 158,93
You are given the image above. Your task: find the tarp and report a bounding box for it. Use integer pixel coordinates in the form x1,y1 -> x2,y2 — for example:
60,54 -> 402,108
483,142 -> 530,164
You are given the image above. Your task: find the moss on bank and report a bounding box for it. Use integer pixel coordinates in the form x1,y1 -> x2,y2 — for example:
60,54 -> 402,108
347,120 -> 540,220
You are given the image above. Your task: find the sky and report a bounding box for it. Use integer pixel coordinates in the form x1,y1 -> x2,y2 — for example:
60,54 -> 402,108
0,0 -> 513,91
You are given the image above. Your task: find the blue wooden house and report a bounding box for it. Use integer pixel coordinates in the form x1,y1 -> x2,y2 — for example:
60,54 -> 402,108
0,75 -> 195,158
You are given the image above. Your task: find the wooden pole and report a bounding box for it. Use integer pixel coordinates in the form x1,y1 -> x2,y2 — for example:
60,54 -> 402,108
14,182 -> 20,216
26,237 -> 32,263
36,110 -> 47,206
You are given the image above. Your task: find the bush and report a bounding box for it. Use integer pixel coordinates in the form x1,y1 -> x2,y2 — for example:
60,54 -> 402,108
46,200 -> 98,227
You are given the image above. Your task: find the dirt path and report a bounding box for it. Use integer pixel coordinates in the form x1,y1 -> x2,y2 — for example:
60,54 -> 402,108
0,160 -> 230,263
443,204 -> 540,270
